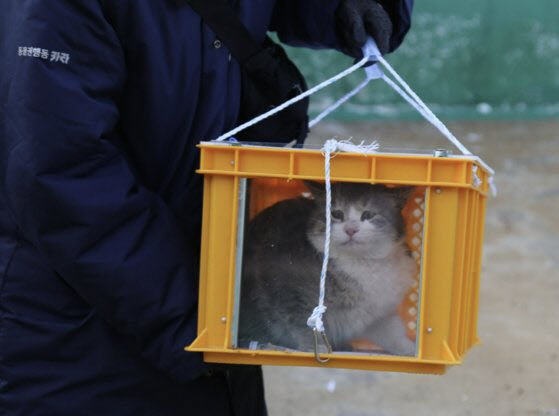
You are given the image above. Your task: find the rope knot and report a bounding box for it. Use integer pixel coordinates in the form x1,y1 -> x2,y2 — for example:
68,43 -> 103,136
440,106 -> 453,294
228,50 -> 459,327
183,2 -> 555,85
322,139 -> 379,157
307,305 -> 327,333
322,139 -> 338,156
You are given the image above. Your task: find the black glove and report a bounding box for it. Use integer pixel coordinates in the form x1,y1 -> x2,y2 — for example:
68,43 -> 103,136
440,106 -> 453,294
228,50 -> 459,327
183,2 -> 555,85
336,0 -> 393,58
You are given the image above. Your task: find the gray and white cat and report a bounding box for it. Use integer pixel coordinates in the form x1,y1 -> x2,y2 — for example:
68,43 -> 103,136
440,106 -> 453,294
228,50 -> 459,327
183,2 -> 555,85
238,181 -> 416,356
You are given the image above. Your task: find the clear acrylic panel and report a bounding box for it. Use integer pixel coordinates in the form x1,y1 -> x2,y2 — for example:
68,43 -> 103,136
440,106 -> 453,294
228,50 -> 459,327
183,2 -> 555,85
234,178 -> 425,357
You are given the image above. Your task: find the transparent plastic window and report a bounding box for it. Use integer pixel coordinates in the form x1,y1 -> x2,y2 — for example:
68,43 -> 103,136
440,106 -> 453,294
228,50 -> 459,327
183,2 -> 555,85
233,178 -> 425,357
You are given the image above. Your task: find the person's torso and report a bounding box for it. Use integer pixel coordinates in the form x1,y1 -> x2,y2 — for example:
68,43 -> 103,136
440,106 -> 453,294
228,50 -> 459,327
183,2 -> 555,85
0,1 -> 275,414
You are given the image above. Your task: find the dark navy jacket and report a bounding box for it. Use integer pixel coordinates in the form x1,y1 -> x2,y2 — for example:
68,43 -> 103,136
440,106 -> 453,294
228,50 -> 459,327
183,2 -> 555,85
0,1 -> 412,414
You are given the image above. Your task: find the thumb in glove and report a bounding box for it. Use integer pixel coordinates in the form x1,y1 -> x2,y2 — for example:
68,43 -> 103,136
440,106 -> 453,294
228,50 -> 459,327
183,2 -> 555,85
336,0 -> 393,58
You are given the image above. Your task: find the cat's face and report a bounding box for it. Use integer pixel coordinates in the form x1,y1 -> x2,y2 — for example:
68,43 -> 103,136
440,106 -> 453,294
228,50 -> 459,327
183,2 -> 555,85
305,182 -> 411,260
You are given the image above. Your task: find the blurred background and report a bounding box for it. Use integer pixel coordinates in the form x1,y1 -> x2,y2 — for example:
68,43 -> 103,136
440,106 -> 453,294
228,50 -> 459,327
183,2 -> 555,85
263,1 -> 559,415
291,0 -> 559,122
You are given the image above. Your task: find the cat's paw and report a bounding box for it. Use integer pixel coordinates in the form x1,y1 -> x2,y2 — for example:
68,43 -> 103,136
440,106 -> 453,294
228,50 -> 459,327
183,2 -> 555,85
364,314 -> 417,356
388,337 -> 416,356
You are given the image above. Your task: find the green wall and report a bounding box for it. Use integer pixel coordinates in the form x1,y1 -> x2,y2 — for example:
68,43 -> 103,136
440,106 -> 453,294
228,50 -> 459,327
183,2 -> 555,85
285,0 -> 559,120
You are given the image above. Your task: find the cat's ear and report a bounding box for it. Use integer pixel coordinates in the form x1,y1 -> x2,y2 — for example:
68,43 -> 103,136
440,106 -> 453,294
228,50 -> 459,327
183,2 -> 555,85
303,180 -> 325,199
392,186 -> 415,209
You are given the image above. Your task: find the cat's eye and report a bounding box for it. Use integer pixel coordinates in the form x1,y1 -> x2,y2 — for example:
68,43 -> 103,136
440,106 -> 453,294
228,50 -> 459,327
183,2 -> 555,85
331,210 -> 344,221
361,211 -> 375,221
372,216 -> 387,227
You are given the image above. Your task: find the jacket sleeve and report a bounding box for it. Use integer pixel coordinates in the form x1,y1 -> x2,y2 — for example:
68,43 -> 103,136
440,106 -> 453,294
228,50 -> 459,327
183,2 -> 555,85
3,1 -> 205,382
270,0 -> 414,53
377,0 -> 414,52
269,0 -> 342,49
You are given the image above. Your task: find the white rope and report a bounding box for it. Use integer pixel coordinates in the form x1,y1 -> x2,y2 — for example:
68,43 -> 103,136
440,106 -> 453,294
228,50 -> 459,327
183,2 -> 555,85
306,139 -> 379,334
334,139 -> 380,153
308,37 -> 472,156
381,74 -> 438,128
309,56 -> 384,129
308,66 -> 443,138
376,55 -> 472,156
215,37 -> 473,158
215,56 -> 370,142
309,77 -> 371,128
472,165 -> 483,188
306,140 -> 335,333
489,176 -> 497,197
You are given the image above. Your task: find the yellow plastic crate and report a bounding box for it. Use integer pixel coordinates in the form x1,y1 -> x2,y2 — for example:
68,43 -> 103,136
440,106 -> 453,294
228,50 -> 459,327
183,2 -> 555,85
187,142 -> 491,375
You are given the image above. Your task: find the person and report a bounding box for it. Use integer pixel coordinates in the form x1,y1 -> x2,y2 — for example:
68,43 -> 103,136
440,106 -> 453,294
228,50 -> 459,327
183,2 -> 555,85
0,1 -> 413,414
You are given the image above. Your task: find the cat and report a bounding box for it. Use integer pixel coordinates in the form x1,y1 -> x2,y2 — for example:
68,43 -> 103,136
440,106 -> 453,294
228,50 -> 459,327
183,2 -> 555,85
238,181 -> 417,356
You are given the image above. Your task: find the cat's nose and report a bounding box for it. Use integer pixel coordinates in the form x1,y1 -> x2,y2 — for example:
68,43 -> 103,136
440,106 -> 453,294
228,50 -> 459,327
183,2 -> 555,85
344,226 -> 358,237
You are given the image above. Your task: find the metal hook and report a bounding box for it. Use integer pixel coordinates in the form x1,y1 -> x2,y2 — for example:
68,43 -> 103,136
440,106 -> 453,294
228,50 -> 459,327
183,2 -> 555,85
312,328 -> 333,364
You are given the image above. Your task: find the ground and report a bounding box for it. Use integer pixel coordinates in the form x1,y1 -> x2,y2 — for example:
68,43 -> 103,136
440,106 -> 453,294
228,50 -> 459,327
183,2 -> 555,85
263,120 -> 559,416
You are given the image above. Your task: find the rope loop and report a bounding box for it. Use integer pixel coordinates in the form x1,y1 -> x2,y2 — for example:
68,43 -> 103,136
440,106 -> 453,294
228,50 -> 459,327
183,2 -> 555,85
307,305 -> 327,333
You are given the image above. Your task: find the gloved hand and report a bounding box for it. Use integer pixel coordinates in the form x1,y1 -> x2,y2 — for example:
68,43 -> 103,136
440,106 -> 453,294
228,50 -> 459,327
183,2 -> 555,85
336,0 -> 393,58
